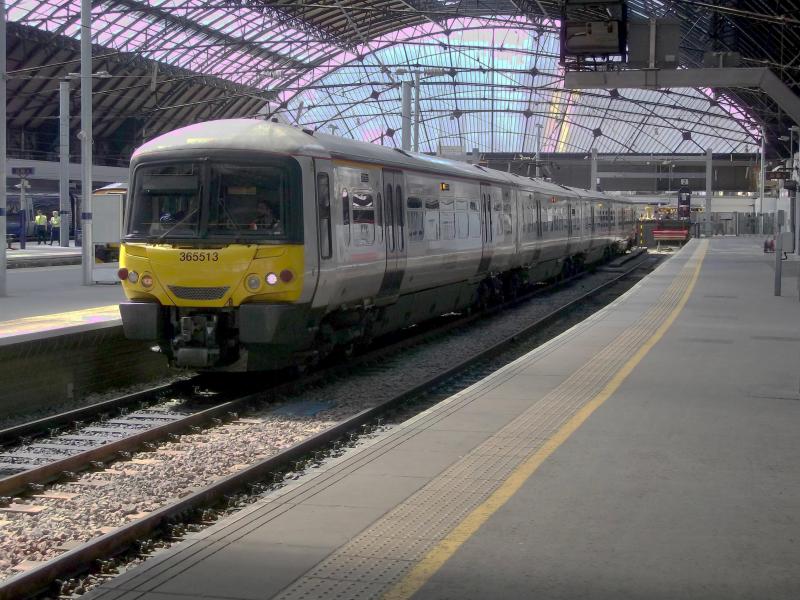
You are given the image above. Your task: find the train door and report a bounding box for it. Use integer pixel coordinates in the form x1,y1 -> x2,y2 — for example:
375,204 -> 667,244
378,170 -> 407,298
310,159 -> 334,309
477,183 -> 493,273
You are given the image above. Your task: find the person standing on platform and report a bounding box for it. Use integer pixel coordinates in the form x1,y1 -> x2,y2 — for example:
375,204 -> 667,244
49,210 -> 61,246
34,210 -> 48,245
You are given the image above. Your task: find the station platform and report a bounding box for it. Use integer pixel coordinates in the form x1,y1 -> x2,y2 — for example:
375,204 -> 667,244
4,240 -> 81,268
0,265 -> 122,343
87,237 -> 800,600
0,266 -> 164,414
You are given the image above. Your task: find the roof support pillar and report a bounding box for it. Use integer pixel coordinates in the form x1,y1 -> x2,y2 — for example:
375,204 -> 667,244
705,148 -> 713,237
413,72 -> 420,153
0,0 -> 6,297
59,80 -> 70,247
590,147 -> 598,191
80,0 -> 92,284
401,80 -> 412,152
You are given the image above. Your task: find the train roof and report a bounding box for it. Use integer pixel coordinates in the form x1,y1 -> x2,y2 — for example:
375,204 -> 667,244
133,119 -> 628,204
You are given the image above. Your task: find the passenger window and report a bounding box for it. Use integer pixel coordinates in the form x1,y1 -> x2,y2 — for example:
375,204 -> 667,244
441,211 -> 455,240
317,173 -> 332,259
352,192 -> 375,246
407,195 -> 424,242
422,197 -> 438,241
457,212 -> 469,239
341,188 -> 351,246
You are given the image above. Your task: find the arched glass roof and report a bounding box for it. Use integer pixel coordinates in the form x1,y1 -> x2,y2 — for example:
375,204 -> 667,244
6,1 -> 761,154
7,0 -> 337,89
281,17 -> 760,154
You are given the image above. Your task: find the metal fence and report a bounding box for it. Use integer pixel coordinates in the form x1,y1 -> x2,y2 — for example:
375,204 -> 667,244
705,212 -> 775,235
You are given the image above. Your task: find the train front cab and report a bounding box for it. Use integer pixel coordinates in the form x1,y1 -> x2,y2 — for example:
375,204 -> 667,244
119,153 -> 320,370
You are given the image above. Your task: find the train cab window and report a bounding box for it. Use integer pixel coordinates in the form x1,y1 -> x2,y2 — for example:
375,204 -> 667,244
341,188 -> 351,246
129,163 -> 201,237
352,192 -> 375,246
209,163 -> 299,239
317,173 -> 332,259
128,159 -> 302,242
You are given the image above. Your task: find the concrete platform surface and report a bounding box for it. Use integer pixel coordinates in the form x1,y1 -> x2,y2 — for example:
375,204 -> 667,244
0,265 -> 123,342
85,238 -> 800,600
4,240 -> 82,268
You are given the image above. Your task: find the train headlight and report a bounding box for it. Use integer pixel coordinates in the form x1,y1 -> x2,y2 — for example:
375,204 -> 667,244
279,269 -> 294,283
246,274 -> 261,291
127,270 -> 139,284
141,274 -> 154,288
265,272 -> 279,286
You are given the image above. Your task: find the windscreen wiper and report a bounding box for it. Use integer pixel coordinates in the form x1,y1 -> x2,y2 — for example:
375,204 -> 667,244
153,206 -> 199,243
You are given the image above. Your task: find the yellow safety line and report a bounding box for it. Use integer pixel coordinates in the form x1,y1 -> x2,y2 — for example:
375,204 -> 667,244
0,304 -> 121,338
384,241 -> 708,600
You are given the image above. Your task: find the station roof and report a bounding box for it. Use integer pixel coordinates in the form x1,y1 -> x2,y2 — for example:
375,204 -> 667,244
5,0 -> 798,160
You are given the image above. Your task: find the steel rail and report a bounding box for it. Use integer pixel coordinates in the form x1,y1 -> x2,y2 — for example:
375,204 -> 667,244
0,250 -> 652,600
0,249 -> 645,499
0,380 -> 196,448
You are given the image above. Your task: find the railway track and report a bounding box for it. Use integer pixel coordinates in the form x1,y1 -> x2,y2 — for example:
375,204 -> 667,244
0,249 -> 653,599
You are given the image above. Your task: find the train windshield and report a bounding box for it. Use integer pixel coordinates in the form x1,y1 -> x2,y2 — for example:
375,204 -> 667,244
127,158 -> 301,242
128,164 -> 202,238
207,164 -> 290,239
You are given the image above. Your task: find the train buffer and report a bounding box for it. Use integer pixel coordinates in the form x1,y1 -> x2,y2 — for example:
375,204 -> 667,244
653,228 -> 689,251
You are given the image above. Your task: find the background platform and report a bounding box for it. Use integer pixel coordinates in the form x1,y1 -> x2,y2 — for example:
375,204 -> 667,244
4,241 -> 82,268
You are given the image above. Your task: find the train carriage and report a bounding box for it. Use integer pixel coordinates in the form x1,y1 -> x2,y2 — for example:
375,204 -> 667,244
118,120 -> 635,371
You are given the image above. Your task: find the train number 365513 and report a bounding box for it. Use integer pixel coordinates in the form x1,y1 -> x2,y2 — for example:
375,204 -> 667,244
179,251 -> 220,262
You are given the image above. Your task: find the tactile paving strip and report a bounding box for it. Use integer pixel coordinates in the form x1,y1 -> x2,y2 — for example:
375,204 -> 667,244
275,242 -> 708,600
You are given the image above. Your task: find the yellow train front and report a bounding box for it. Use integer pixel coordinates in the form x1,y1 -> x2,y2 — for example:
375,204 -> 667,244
118,121 -> 320,370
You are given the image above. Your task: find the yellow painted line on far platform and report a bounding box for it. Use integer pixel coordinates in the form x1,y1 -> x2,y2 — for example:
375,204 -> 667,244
384,241 -> 709,600
0,304 -> 121,339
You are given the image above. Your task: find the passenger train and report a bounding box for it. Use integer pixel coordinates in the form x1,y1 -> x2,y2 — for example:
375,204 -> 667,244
118,119 -> 636,370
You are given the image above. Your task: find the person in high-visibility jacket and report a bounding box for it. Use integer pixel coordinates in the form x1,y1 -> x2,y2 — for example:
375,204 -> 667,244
34,210 -> 48,245
49,210 -> 61,246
